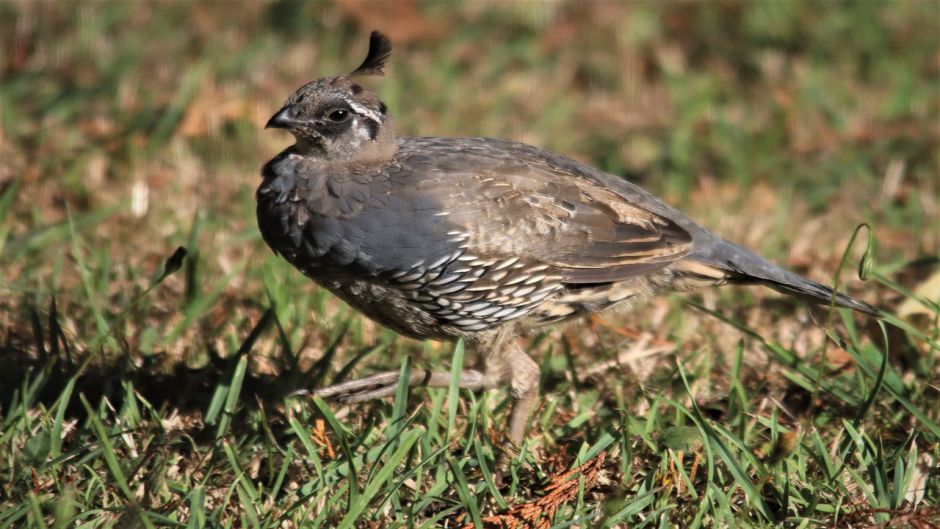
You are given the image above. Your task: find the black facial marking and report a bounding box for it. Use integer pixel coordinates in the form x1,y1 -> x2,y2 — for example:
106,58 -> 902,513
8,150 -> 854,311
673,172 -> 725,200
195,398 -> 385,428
350,83 -> 363,94
364,118 -> 379,141
378,101 -> 387,115
317,117 -> 353,138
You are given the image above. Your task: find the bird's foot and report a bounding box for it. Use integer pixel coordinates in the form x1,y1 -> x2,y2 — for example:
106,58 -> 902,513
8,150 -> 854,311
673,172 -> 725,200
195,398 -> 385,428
292,369 -> 488,403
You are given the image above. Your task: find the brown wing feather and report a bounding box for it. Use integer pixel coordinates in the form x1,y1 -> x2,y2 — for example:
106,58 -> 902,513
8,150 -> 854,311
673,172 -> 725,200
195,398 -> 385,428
411,155 -> 693,284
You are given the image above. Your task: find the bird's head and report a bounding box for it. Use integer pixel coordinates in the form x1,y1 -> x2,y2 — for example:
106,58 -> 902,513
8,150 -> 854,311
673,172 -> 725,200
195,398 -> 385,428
266,31 -> 395,161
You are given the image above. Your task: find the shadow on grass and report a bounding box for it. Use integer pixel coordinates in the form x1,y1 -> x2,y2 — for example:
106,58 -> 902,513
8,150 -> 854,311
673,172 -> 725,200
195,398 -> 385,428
0,303 -> 363,440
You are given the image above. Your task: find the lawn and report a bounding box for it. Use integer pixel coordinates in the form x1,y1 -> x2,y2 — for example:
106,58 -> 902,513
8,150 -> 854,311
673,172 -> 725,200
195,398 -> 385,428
1,2 -> 938,527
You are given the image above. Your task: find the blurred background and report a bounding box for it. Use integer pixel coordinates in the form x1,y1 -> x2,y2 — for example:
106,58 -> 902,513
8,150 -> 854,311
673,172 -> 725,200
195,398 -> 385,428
2,1 -> 936,364
0,1 -> 938,524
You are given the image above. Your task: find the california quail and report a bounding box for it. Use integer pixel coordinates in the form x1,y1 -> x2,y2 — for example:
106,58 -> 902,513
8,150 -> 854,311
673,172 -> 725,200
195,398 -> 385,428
257,31 -> 877,445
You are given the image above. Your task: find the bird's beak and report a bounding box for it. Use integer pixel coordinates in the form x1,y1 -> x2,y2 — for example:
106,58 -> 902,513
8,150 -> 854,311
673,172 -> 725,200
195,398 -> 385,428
265,107 -> 299,130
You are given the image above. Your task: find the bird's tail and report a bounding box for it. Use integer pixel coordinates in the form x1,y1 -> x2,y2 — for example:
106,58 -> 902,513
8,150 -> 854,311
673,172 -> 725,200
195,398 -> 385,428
675,238 -> 878,316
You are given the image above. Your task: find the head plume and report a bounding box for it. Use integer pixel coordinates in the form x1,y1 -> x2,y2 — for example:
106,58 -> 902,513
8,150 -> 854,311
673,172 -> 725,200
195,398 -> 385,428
350,31 -> 392,77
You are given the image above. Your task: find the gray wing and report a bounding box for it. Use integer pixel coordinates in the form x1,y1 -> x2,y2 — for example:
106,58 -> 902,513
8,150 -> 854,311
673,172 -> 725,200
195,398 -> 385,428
431,138 -> 876,315
392,137 -> 694,285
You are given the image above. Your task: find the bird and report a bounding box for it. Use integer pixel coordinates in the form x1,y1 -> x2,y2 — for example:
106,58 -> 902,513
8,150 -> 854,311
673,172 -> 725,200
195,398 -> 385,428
256,31 -> 877,446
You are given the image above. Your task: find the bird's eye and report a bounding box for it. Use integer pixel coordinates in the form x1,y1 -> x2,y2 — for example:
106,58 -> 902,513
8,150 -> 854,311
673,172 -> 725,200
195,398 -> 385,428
327,109 -> 350,122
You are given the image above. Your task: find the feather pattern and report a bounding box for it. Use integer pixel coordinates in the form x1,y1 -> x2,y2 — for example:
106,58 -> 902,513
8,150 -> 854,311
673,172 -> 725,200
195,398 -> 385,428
259,136 -> 703,336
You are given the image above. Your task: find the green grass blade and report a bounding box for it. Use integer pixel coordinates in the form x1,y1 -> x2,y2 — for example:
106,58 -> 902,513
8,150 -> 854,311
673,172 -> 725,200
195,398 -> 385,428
337,428 -> 422,529
313,396 -> 360,509
217,354 -> 248,439
49,374 -> 77,459
186,487 -> 207,529
446,339 -> 466,444
447,455 -> 483,529
79,394 -> 155,529
677,364 -> 774,521
474,438 -> 507,509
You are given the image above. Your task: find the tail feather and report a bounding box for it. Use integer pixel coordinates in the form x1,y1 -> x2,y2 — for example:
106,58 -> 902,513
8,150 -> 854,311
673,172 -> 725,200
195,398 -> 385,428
682,239 -> 879,316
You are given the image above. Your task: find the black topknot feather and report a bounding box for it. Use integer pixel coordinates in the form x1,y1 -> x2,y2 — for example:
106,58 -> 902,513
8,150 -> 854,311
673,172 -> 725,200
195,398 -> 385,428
350,31 -> 392,77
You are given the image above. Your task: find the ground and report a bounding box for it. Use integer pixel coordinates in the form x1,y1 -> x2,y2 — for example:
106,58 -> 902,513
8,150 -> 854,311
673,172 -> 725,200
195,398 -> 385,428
1,2 -> 938,528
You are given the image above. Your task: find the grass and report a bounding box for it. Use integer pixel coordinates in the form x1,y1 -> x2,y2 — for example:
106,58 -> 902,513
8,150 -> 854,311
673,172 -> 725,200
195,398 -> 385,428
1,1 -> 939,527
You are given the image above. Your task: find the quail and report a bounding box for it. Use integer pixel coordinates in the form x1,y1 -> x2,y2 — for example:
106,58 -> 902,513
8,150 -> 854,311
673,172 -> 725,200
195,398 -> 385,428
257,31 -> 877,445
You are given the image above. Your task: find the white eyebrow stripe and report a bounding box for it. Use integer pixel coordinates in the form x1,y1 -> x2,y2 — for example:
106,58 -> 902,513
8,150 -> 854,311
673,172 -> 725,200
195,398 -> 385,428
345,98 -> 382,123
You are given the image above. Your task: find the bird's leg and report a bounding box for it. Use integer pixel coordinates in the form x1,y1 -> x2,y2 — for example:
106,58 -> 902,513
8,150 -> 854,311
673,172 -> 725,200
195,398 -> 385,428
504,342 -> 541,447
475,338 -> 541,476
300,333 -> 541,447
476,328 -> 541,448
299,364 -> 502,403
